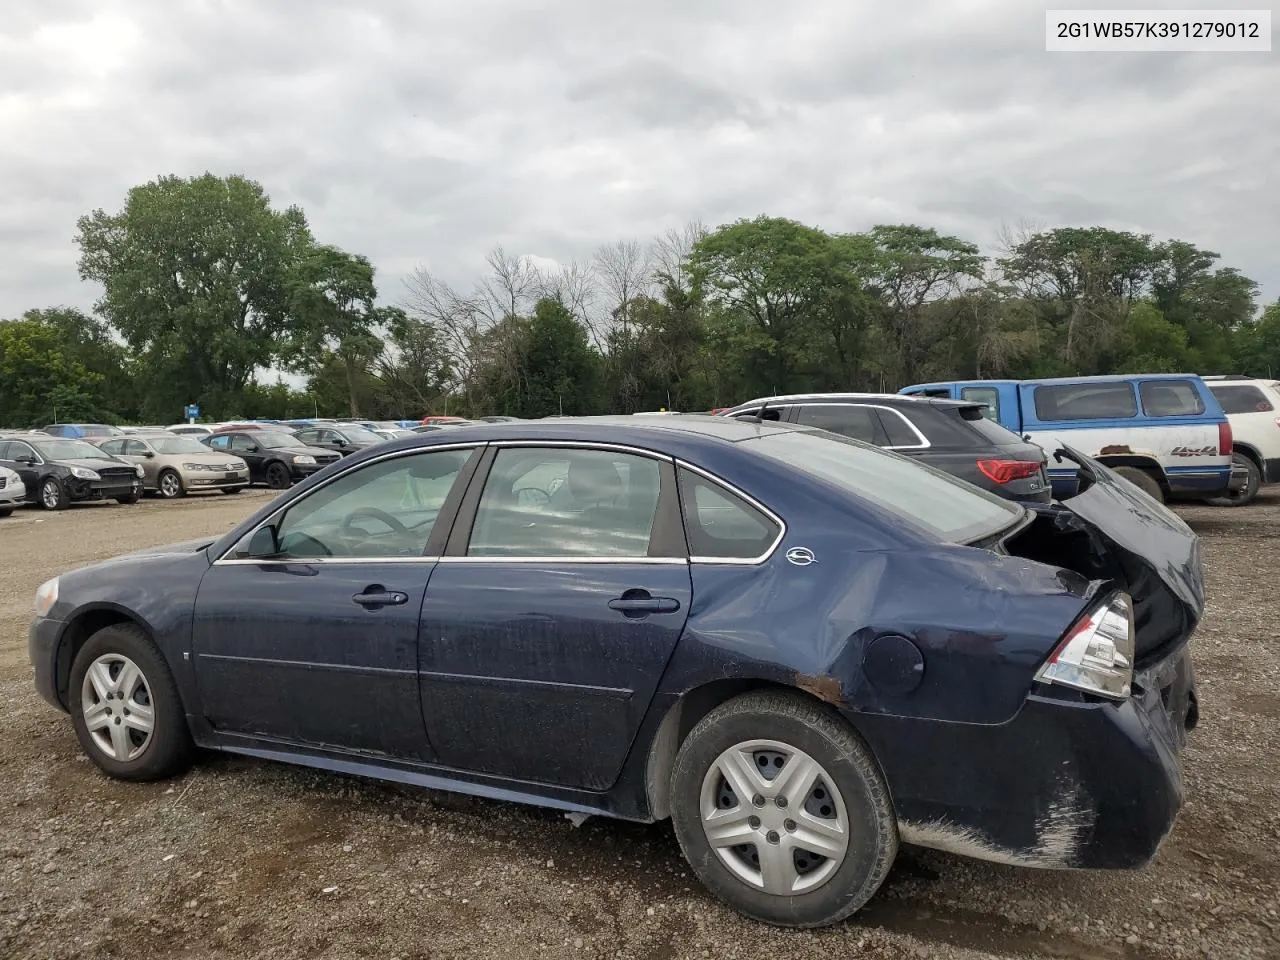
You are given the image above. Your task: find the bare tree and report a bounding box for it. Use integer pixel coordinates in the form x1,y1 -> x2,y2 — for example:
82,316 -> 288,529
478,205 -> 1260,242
594,239 -> 652,333
478,245 -> 540,324
539,258 -> 607,349
650,220 -> 707,289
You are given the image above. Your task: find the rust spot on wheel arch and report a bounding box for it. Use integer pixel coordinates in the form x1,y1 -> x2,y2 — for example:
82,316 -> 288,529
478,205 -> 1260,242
1098,445 -> 1133,456
795,673 -> 843,705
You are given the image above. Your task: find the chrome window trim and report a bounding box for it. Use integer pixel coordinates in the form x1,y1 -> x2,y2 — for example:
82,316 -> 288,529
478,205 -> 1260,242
488,439 -> 676,462
209,441 -> 485,566
438,556 -> 687,565
675,459 -> 787,565
793,401 -> 930,451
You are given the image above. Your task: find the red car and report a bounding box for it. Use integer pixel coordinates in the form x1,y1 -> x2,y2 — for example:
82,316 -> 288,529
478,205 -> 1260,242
420,416 -> 470,426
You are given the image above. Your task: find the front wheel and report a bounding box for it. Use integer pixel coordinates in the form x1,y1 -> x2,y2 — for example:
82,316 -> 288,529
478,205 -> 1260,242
69,623 -> 193,781
116,490 -> 140,505
157,469 -> 185,499
40,477 -> 68,511
221,486 -> 246,495
1206,454 -> 1260,507
669,690 -> 897,928
0,506 -> 12,518
265,462 -> 293,490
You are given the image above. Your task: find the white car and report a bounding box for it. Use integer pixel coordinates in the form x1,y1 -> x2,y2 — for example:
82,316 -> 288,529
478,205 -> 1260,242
0,465 -> 26,517
1204,375 -> 1280,506
166,424 -> 213,437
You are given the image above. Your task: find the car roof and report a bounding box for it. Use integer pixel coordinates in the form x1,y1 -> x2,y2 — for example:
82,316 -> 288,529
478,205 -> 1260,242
724,393 -> 976,411
909,374 -> 1207,389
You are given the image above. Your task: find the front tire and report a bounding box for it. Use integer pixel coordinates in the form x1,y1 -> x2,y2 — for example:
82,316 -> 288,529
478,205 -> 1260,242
40,477 -> 68,511
221,486 -> 246,495
669,690 -> 897,928
265,462 -> 293,490
0,507 -> 12,518
69,624 -> 193,782
1113,466 -> 1164,503
1206,453 -> 1260,507
157,469 -> 185,499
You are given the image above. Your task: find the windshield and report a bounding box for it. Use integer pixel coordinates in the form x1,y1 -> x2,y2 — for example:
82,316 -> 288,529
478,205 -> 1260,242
151,436 -> 212,455
31,439 -> 115,461
259,432 -> 307,450
343,427 -> 383,443
741,429 -> 1021,543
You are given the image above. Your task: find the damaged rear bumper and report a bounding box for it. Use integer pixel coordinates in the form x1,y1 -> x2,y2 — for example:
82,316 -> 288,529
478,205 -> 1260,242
854,645 -> 1196,870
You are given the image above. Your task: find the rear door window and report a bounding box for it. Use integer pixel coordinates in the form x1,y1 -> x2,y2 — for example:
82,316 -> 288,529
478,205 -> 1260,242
1033,383 -> 1138,421
467,448 -> 664,558
1208,384 -> 1274,414
793,404 -> 884,444
1139,380 -> 1205,417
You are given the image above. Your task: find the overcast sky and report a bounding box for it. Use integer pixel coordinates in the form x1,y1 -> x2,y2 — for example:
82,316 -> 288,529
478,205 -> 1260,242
2,0 -> 1277,321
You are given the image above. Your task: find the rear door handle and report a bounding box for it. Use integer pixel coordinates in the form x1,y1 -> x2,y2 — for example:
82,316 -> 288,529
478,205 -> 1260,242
608,596 -> 681,616
352,589 -> 408,608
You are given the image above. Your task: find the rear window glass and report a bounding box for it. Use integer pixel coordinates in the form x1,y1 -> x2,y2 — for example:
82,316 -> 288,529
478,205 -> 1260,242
960,387 -> 1000,421
1033,383 -> 1137,421
1208,384 -> 1275,414
793,404 -> 882,444
678,469 -> 780,559
1139,380 -> 1205,418
961,411 -> 1026,446
742,430 -> 1020,544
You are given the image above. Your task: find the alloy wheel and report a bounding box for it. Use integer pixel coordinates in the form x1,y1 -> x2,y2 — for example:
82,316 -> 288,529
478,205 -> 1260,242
41,480 -> 61,509
699,739 -> 850,895
80,654 -> 155,762
160,471 -> 182,498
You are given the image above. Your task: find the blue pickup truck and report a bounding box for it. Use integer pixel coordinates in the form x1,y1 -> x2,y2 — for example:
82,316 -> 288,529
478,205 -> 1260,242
899,375 -> 1237,502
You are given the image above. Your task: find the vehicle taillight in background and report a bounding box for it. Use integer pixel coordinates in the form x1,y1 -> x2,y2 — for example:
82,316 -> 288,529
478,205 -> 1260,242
1218,421 -> 1232,455
976,459 -> 1042,484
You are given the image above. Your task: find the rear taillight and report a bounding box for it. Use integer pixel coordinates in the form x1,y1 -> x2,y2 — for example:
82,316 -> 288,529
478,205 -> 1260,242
976,458 -> 1042,484
1035,592 -> 1134,700
1218,421 -> 1231,455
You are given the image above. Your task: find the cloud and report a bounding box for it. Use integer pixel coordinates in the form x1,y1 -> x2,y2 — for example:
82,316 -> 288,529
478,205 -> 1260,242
1,0 -> 1276,326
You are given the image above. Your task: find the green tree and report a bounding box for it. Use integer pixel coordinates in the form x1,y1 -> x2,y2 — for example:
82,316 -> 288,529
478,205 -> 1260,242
999,227 -> 1160,370
689,216 -> 872,395
520,298 -> 601,417
287,244 -> 379,416
75,173 -> 313,420
375,307 -> 454,418
0,318 -> 104,427
1235,300 -> 1280,378
865,225 -> 985,385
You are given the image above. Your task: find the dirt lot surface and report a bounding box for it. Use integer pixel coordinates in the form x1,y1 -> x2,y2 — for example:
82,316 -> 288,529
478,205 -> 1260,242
1,490 -> 1277,960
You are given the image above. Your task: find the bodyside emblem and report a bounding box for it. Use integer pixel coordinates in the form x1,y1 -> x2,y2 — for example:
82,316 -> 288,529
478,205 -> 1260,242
785,547 -> 817,566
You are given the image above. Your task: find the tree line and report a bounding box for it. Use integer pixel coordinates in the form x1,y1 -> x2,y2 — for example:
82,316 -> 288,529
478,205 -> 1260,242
2,172 -> 1278,428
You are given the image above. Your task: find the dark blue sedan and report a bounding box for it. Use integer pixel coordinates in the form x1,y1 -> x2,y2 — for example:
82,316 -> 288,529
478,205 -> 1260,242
28,416 -> 1202,927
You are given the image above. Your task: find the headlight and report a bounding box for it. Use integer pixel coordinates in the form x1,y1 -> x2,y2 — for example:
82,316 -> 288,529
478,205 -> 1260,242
34,578 -> 59,617
134,465 -> 145,478
1035,592 -> 1134,700
70,467 -> 100,481
292,455 -> 316,465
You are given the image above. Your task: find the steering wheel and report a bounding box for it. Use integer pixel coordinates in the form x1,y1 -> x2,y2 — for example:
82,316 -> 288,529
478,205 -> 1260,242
340,506 -> 413,542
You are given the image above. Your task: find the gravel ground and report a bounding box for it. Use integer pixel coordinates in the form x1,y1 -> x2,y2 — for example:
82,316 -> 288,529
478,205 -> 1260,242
0,489 -> 1277,960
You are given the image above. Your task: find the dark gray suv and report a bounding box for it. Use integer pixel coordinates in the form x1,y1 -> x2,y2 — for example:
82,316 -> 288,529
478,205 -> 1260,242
718,393 -> 1051,502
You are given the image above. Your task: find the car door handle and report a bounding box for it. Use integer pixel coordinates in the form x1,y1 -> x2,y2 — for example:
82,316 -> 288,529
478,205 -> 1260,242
608,596 -> 681,616
352,589 -> 408,608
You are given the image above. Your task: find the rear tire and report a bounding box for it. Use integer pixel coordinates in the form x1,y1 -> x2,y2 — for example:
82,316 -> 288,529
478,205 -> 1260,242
1113,466 -> 1164,503
69,623 -> 193,782
669,690 -> 897,928
1206,454 -> 1260,507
